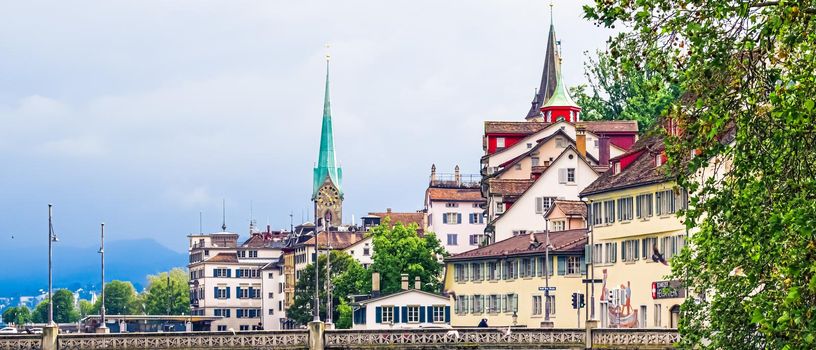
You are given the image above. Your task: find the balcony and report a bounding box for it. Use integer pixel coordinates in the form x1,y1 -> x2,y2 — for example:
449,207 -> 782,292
430,173 -> 481,188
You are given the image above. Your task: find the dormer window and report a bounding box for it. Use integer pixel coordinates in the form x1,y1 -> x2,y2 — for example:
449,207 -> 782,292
613,162 -> 621,175
496,137 -> 506,149
655,154 -> 664,167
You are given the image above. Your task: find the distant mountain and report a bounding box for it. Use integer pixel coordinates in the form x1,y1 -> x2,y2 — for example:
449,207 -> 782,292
0,239 -> 187,296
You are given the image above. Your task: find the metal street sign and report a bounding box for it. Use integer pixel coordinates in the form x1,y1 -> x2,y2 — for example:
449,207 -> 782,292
582,279 -> 603,284
538,287 -> 556,291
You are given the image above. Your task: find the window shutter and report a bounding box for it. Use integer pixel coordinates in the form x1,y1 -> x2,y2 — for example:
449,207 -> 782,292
445,306 -> 451,323
375,307 -> 382,323
227,269 -> 232,278
548,257 -> 554,276
419,306 -> 426,323
226,287 -> 231,299
621,243 -> 627,261
427,306 -> 433,322
443,214 -> 448,224
557,256 -> 566,275
635,241 -> 640,260
394,306 -> 400,323
558,169 -> 567,184
401,306 -> 408,323
580,256 -> 587,275
613,243 -> 618,262
535,197 -> 543,214
457,213 -> 462,224
213,287 -> 218,298
237,309 -> 243,318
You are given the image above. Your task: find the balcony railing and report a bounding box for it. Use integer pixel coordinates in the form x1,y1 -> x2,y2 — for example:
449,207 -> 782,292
430,173 -> 481,188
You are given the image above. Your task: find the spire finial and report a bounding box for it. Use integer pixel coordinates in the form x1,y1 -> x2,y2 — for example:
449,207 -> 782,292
549,1 -> 554,24
325,43 -> 331,62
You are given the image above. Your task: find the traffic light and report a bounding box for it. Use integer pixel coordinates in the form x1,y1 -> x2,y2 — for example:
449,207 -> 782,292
579,293 -> 585,308
571,293 -> 578,309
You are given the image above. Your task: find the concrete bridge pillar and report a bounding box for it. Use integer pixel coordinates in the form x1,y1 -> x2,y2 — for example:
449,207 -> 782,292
308,321 -> 325,350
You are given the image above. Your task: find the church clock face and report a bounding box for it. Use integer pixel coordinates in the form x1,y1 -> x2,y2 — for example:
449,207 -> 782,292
317,185 -> 340,207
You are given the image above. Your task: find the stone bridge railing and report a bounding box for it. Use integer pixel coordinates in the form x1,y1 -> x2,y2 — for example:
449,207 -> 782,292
0,325 -> 679,350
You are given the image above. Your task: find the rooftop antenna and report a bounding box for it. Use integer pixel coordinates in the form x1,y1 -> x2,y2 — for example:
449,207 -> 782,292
290,211 -> 294,233
221,198 -> 227,232
249,200 -> 256,233
549,0 -> 554,24
199,211 -> 203,234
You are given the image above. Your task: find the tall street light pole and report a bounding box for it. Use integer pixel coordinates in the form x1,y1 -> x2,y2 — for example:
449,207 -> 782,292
97,223 -> 108,333
313,225 -> 320,322
47,204 -> 58,326
325,212 -> 333,326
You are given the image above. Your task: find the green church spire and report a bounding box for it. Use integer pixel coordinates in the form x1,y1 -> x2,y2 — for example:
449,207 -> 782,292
313,54 -> 343,199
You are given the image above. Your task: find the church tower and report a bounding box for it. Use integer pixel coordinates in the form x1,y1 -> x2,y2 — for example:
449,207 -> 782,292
525,4 -> 562,121
313,53 -> 343,228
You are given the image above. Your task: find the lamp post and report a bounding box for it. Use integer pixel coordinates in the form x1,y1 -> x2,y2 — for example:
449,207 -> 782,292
47,204 -> 59,326
541,216 -> 554,328
313,226 -> 320,322
97,223 -> 109,333
324,211 -> 333,327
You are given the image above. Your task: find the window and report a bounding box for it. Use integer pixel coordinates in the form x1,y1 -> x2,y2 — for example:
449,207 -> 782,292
654,304 -> 662,327
531,157 -> 540,166
268,272 -> 273,279
455,296 -> 467,315
215,287 -> 228,299
268,292 -> 273,299
454,264 -> 467,282
558,168 -> 576,183
407,306 -> 420,323
496,202 -> 505,214
551,220 -> 565,231
381,306 -> 394,323
469,213 -> 484,224
487,295 -> 499,313
532,295 -> 542,315
504,293 -> 518,313
556,137 -> 566,148
249,250 -> 258,258
521,258 -> 533,278
214,308 -> 231,317
527,143 -> 533,149
567,168 -> 576,183
545,295 -> 556,316
640,305 -> 648,328
603,200 -> 615,224
504,260 -> 517,280
217,325 -> 227,331
443,213 -> 461,224
604,242 -> 618,263
363,248 -> 370,256
642,237 -> 658,260
613,162 -> 621,174
445,202 -> 459,208
592,202 -> 603,226
238,250 -> 246,258
535,197 -> 556,214
469,234 -> 484,246
240,325 -> 249,331
636,194 -> 654,218
496,137 -> 506,149
447,234 -> 458,246
655,154 -> 663,167
432,305 -> 446,323
593,243 -> 603,264
237,287 -> 249,299
537,256 -> 553,276
621,239 -> 640,262
656,190 -> 676,215
487,262 -> 498,280
660,235 -> 686,260
214,268 -> 230,277
617,197 -> 634,221
471,262 -> 483,281
567,256 -> 581,275
204,249 -> 209,256
268,308 -> 274,315
472,295 -> 483,314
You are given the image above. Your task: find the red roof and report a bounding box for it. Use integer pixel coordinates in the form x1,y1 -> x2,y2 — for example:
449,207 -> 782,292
427,187 -> 484,202
207,253 -> 238,263
446,229 -> 587,261
303,232 -> 366,250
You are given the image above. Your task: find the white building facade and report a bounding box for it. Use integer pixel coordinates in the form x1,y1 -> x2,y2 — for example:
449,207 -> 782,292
425,165 -> 486,254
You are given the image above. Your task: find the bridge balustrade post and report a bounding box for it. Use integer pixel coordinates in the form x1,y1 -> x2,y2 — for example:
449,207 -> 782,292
584,319 -> 598,349
41,325 -> 58,350
308,321 -> 325,350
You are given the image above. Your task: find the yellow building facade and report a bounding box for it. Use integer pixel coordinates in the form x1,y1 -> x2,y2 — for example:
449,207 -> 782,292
443,229 -> 590,328
580,135 -> 687,329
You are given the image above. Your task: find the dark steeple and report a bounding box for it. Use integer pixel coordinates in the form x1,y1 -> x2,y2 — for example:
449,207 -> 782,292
525,10 -> 560,121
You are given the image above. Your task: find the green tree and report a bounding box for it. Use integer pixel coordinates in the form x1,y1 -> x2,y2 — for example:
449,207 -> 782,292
287,250 -> 370,325
570,50 -> 680,133
336,298 -> 352,329
143,268 -> 190,315
371,221 -> 447,294
32,289 -> 80,323
78,300 -> 95,319
585,1 -> 816,348
96,280 -> 139,315
2,306 -> 32,325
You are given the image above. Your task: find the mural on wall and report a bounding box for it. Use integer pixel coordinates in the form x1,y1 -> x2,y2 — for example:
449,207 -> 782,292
600,268 -> 639,328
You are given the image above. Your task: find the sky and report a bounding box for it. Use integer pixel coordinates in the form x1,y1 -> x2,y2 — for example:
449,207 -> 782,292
0,1 -> 613,253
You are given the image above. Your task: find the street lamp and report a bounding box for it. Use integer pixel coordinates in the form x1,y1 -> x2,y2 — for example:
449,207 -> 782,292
97,223 -> 109,333
47,204 -> 59,327
324,211 -> 333,326
313,226 -> 320,322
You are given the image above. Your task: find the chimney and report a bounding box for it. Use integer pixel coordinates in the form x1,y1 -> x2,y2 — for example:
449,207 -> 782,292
454,165 -> 461,186
372,271 -> 381,297
599,136 -> 611,167
414,276 -> 421,290
401,273 -> 409,290
387,208 -> 392,214
430,164 -> 437,185
576,123 -> 587,159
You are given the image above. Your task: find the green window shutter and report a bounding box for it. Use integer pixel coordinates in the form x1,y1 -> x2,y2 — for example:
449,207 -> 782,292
557,256 -> 566,275
580,256 -> 587,275
376,307 -> 382,323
